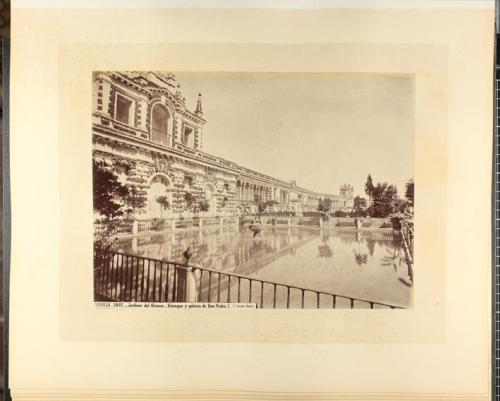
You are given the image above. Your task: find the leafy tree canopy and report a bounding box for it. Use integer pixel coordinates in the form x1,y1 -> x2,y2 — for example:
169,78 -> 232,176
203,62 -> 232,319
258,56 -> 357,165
367,183 -> 398,218
405,179 -> 414,206
365,174 -> 374,197
317,198 -> 332,214
156,195 -> 170,209
199,198 -> 210,213
93,160 -> 129,220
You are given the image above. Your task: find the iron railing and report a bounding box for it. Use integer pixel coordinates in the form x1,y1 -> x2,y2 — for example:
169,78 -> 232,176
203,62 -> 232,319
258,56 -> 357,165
94,251 -> 406,309
400,221 -> 414,283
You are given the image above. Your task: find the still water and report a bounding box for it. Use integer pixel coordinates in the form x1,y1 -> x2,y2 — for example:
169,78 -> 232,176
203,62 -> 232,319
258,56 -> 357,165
114,225 -> 412,308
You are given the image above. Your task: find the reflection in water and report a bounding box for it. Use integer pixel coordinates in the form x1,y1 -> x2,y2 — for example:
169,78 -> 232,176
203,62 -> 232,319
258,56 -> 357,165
115,226 -> 412,307
318,232 -> 333,259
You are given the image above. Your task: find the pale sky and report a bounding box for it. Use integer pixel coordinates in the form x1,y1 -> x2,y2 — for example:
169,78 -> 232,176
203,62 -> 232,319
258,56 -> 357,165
175,72 -> 414,198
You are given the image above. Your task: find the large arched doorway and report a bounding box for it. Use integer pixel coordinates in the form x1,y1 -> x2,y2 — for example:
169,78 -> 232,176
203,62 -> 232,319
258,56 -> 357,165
151,104 -> 171,147
147,175 -> 172,219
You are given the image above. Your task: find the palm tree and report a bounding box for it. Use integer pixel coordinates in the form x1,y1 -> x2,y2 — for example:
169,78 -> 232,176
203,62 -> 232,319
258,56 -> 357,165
156,195 -> 170,219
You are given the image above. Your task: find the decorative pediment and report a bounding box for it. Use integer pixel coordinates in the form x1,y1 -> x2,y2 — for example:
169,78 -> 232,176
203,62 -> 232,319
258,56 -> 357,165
206,174 -> 217,185
153,155 -> 173,174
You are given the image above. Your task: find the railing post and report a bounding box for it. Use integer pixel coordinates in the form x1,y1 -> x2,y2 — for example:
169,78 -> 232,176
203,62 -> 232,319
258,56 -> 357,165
175,248 -> 197,303
175,265 -> 198,302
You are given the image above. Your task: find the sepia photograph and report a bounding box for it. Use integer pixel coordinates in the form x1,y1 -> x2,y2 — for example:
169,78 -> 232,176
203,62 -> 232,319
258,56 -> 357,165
92,71 -> 414,309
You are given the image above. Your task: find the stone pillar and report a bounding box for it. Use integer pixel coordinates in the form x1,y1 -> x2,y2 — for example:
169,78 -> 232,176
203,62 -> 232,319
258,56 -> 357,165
132,220 -> 138,235
174,114 -> 183,145
99,76 -> 112,117
175,266 -> 198,302
319,217 -> 323,228
139,98 -> 148,131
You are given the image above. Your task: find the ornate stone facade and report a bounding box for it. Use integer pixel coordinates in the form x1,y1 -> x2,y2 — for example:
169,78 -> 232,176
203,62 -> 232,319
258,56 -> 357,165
92,72 -> 354,219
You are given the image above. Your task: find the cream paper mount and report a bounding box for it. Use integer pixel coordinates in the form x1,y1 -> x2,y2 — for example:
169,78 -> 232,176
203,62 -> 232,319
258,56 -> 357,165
59,42 -> 443,343
9,5 -> 493,401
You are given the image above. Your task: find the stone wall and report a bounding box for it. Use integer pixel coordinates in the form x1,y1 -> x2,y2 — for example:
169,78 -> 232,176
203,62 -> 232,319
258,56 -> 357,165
93,141 -> 239,219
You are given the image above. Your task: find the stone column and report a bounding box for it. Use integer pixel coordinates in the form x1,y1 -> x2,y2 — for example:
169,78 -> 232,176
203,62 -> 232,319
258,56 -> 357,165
175,266 -> 198,302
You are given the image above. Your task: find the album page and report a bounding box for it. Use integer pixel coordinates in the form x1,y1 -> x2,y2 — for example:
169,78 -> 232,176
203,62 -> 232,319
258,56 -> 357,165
8,2 -> 494,400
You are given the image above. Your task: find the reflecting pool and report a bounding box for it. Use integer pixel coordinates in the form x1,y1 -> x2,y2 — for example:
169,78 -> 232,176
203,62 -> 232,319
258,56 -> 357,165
114,225 -> 412,308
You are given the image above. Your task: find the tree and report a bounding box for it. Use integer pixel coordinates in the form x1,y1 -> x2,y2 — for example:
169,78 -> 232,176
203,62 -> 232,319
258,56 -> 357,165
198,198 -> 210,214
405,178 -> 414,206
184,192 -> 195,209
257,199 -> 278,214
317,198 -> 332,215
124,185 -> 147,216
368,183 -> 399,218
183,192 -> 210,216
238,202 -> 252,217
156,195 -> 170,219
353,196 -> 367,217
365,174 -> 374,198
93,159 -> 129,220
324,198 -> 332,213
317,198 -> 324,212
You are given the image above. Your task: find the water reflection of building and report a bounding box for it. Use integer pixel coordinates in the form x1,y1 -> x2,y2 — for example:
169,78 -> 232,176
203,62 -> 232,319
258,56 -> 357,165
93,72 -> 354,220
330,230 -> 404,270
336,230 -> 401,248
116,227 -> 315,277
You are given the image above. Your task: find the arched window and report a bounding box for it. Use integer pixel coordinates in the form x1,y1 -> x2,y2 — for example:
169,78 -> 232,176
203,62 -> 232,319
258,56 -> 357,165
151,104 -> 171,146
